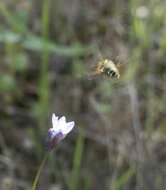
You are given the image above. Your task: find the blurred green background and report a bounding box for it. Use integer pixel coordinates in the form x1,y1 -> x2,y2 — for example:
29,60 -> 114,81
0,0 -> 166,190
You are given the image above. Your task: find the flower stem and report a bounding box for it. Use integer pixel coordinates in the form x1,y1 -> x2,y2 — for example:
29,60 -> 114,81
32,152 -> 49,190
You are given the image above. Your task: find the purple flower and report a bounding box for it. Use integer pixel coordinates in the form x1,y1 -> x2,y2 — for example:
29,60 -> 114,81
46,113 -> 75,151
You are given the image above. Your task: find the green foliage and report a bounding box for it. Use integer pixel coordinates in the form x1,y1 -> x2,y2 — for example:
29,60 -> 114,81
0,4 -> 90,57
0,73 -> 16,92
0,0 -> 166,189
68,131 -> 84,190
112,167 -> 136,190
13,53 -> 29,72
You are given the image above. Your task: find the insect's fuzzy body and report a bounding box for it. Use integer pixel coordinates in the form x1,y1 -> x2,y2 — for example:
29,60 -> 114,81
92,59 -> 120,79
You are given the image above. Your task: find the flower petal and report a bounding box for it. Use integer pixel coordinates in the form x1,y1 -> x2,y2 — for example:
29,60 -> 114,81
46,131 -> 64,151
58,116 -> 66,127
52,113 -> 58,128
62,121 -> 75,135
46,128 -> 56,141
46,113 -> 76,152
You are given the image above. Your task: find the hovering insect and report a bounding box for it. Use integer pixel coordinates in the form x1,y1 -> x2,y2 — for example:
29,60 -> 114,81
91,58 -> 122,79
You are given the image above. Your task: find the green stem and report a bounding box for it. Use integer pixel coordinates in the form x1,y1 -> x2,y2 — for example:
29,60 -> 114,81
32,152 -> 49,190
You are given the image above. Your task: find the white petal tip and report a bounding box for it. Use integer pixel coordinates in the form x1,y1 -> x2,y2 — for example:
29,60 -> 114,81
52,113 -> 59,128
52,113 -> 57,118
62,121 -> 75,135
